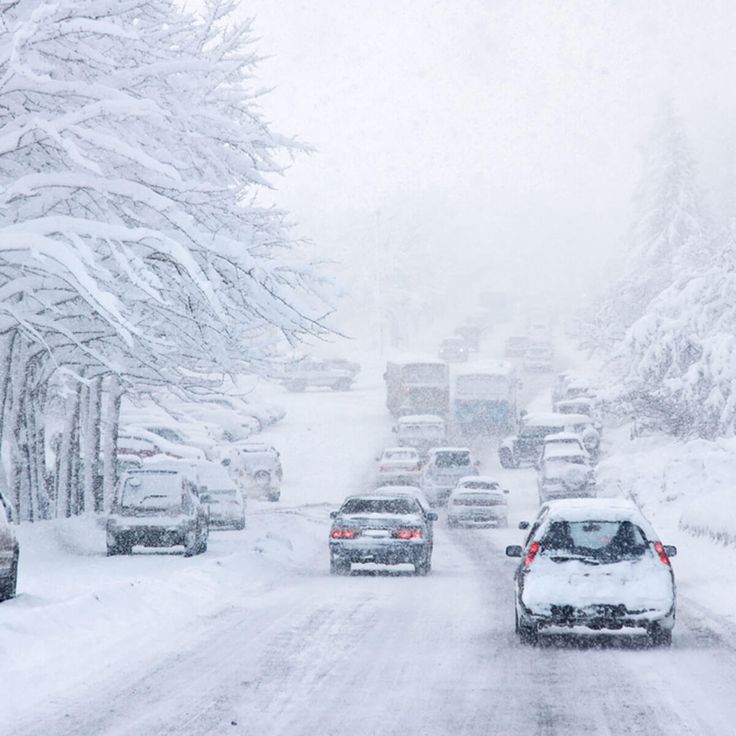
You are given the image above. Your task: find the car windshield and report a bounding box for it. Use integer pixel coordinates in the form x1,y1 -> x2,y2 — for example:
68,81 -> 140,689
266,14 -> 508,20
201,489 -> 238,504
453,493 -> 499,506
540,520 -> 649,562
459,480 -> 499,490
120,474 -> 183,510
547,456 -> 587,466
435,452 -> 471,467
340,498 -> 418,515
520,426 -> 562,440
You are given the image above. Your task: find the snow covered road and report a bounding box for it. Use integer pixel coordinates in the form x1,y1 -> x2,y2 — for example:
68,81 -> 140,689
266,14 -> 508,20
5,361 -> 736,735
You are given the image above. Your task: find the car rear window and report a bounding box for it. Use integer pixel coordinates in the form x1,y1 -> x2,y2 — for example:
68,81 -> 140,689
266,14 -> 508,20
539,520 -> 649,562
435,451 -> 471,467
120,474 -> 183,510
341,498 -> 418,515
459,481 -> 499,490
452,493 -> 501,506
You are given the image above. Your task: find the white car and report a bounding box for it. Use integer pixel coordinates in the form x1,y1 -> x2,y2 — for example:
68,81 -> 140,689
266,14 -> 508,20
541,432 -> 589,460
537,446 -> 595,504
376,447 -> 421,486
447,477 -> 509,527
506,499 -> 677,646
421,447 -> 479,506
195,464 -> 246,530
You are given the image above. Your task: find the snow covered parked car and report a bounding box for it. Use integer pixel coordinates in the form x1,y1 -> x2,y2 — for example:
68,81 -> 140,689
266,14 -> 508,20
283,359 -> 355,392
420,447 -> 479,506
0,494 -> 19,601
106,469 -> 209,556
376,447 -> 421,487
447,477 -> 509,527
222,442 -> 283,501
506,499 -> 677,646
328,494 -> 437,575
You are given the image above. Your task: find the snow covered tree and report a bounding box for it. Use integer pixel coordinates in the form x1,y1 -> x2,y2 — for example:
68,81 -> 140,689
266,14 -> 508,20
0,0 -> 330,519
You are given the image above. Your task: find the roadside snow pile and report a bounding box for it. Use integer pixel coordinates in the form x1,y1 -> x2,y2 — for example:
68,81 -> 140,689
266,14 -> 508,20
597,426 -> 736,545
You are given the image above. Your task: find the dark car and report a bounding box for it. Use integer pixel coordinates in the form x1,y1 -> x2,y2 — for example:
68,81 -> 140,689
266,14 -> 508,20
498,413 -> 569,468
106,469 -> 209,556
329,494 -> 437,575
438,337 -> 469,363
0,493 -> 19,601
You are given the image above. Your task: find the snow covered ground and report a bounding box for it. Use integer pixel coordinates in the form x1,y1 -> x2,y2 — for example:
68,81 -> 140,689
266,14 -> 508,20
4,342 -> 736,734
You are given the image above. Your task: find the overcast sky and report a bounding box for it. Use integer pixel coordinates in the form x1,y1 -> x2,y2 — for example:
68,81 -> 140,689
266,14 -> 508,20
227,1 -> 736,329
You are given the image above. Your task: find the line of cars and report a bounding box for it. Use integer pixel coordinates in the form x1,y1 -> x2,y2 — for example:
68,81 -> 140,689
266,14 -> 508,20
501,369 -> 678,647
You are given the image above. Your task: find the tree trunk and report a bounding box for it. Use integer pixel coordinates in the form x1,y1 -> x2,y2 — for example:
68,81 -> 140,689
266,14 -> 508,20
101,374 -> 122,510
82,376 -> 103,513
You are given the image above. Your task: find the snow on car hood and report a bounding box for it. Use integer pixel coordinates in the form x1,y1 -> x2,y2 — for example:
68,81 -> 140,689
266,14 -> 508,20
522,556 -> 674,615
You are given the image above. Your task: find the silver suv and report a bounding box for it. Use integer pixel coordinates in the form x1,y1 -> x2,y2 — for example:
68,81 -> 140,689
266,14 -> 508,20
106,470 -> 209,556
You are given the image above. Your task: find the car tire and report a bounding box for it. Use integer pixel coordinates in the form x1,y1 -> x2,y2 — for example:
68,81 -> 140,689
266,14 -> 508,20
415,557 -> 432,576
647,624 -> 672,648
499,448 -> 516,469
235,517 -> 246,531
267,490 -> 281,502
330,556 -> 350,575
0,554 -> 18,601
516,611 -> 538,645
107,537 -> 131,556
183,530 -> 197,557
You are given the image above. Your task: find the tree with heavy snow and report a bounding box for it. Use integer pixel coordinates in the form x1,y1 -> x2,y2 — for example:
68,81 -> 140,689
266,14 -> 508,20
0,0 -> 330,519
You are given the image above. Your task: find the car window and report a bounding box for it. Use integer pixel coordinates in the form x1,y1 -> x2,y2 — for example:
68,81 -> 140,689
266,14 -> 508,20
120,474 -> 183,510
459,480 -> 499,490
540,520 -> 649,561
341,498 -> 419,515
452,492 -> 498,506
435,452 -> 471,467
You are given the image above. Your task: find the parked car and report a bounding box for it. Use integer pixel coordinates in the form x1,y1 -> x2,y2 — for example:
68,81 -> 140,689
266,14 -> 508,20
505,335 -> 529,358
222,442 -> 282,501
0,494 -> 19,601
283,359 -> 355,392
523,342 -> 554,372
537,447 -> 595,504
394,414 -> 447,458
120,426 -> 206,460
506,498 -> 677,646
499,413 -> 570,468
106,469 -> 209,556
438,337 -> 469,363
323,358 -> 361,379
447,477 -> 509,527
421,447 -> 479,506
376,447 -> 421,487
195,465 -> 246,530
328,494 -> 437,575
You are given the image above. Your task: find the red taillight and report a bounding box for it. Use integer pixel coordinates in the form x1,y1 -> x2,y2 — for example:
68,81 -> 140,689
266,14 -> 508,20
331,528 -> 360,539
524,541 -> 540,567
654,542 -> 671,566
392,528 -> 422,540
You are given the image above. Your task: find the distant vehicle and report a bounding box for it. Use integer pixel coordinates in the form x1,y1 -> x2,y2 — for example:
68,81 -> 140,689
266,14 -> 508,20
523,342 -> 554,372
106,469 -> 209,556
195,465 -> 245,530
499,413 -> 571,468
283,359 -> 356,392
552,372 -> 599,404
438,337 -> 469,363
328,494 -> 437,575
504,335 -> 529,358
394,414 -> 447,458
554,397 -> 602,429
222,442 -> 283,502
421,447 -> 479,506
453,361 -> 518,435
454,324 -> 481,352
506,499 -> 677,646
552,413 -> 601,461
447,477 -> 509,528
384,359 -> 450,418
537,447 -> 595,504
376,447 -> 421,487
541,432 -> 589,461
120,427 -> 205,460
0,494 -> 18,601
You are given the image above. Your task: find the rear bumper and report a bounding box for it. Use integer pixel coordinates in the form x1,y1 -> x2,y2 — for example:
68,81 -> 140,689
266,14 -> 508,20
108,526 -> 188,548
330,540 -> 429,565
448,509 -> 506,524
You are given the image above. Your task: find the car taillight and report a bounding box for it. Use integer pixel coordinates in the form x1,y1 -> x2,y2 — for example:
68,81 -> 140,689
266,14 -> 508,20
654,542 -> 671,566
392,528 -> 422,540
524,541 -> 540,567
331,528 -> 360,539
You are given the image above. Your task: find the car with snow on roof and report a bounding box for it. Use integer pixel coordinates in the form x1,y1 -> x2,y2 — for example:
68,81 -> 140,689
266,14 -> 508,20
499,412 -> 571,469
329,494 -> 438,575
537,446 -> 595,504
420,447 -> 479,506
221,441 -> 282,502
447,477 -> 509,528
375,447 -> 422,487
506,498 -> 677,646
393,414 -> 447,458
282,358 -> 356,392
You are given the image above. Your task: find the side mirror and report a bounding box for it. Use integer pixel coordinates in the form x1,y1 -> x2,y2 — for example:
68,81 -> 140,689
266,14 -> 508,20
503,489 -> 510,495
329,511 -> 339,519
427,512 -> 438,522
375,456 -> 381,462
473,460 -> 480,467
505,545 -> 523,558
221,458 -> 231,467
663,545 -> 677,558
518,521 -> 530,530
392,426 -> 397,433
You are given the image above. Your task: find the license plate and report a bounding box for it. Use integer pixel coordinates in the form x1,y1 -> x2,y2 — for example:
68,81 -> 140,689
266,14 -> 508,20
363,529 -> 390,538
